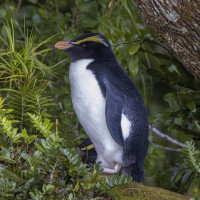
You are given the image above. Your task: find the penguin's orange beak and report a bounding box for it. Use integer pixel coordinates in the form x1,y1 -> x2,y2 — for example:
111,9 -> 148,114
54,41 -> 73,50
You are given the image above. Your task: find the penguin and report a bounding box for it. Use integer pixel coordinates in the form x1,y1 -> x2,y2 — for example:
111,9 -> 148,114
55,33 -> 149,182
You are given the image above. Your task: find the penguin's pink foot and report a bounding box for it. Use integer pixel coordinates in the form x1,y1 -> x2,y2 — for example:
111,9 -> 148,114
102,163 -> 122,174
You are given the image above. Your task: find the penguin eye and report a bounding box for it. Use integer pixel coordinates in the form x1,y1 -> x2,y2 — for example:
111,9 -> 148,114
82,43 -> 86,47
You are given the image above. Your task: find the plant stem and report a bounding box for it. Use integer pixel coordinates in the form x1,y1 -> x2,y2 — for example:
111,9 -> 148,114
21,93 -> 24,131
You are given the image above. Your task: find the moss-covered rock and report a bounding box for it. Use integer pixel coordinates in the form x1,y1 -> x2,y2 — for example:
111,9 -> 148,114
114,182 -> 189,200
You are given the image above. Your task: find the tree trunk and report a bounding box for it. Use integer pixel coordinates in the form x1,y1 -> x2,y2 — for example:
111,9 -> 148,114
132,0 -> 200,81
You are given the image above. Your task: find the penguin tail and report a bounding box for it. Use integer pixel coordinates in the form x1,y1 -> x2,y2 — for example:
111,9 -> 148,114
121,142 -> 145,182
122,143 -> 144,182
122,162 -> 144,182
121,127 -> 148,182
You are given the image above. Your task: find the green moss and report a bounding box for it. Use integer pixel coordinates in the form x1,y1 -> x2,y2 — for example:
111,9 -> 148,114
114,182 -> 189,200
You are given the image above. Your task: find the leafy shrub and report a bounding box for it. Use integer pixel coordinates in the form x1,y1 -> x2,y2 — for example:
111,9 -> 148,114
0,96 -> 132,199
0,23 -> 132,199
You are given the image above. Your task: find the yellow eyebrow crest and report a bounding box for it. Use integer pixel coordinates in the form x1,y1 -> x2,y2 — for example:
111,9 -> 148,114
71,35 -> 108,47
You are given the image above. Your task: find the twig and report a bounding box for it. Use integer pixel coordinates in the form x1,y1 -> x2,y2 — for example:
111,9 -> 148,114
143,38 -> 169,51
149,125 -> 186,148
111,40 -> 142,46
15,20 -> 25,38
105,0 -> 114,17
15,0 -> 22,19
148,137 -> 184,152
111,39 -> 169,52
74,122 -> 79,136
15,39 -> 25,43
56,119 -> 58,136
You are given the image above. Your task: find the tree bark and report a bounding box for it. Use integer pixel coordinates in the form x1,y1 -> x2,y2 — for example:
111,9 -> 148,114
132,0 -> 200,81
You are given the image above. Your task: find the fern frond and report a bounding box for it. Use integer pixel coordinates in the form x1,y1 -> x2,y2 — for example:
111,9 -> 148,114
0,115 -> 21,143
24,92 -> 54,116
60,147 -> 88,177
6,91 -> 53,129
184,141 -> 200,176
103,173 -> 132,189
0,97 -> 14,119
0,21 -> 55,129
0,164 -> 25,184
40,134 -> 63,149
20,128 -> 37,144
0,97 -> 37,144
28,113 -> 54,137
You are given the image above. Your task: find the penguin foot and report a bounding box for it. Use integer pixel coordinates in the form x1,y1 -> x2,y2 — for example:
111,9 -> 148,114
102,163 -> 122,174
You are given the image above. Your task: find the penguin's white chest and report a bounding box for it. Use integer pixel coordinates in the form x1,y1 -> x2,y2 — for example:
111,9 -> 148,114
69,59 -> 123,168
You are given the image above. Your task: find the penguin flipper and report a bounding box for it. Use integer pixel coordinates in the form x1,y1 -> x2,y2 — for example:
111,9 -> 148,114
105,83 -> 124,147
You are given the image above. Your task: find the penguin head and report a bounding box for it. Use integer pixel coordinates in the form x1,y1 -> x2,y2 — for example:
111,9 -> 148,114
55,33 -> 114,62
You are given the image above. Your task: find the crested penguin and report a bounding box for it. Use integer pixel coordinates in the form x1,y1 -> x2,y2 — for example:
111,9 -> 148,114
55,33 -> 149,182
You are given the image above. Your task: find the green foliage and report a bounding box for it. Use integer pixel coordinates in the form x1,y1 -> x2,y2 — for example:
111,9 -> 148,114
0,106 -> 132,199
184,141 -> 200,176
28,113 -> 54,137
0,21 -> 59,131
0,97 -> 37,144
0,23 -> 132,199
20,129 -> 37,145
0,0 -> 200,198
0,114 -> 21,143
0,21 -> 53,91
184,141 -> 200,199
0,178 -> 17,198
190,185 -> 200,200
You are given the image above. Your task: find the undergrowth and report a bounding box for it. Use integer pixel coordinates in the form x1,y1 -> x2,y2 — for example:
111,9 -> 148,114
0,22 -> 132,200
0,97 -> 131,199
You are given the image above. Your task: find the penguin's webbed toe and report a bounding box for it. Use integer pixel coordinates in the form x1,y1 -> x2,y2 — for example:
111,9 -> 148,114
102,163 -> 122,174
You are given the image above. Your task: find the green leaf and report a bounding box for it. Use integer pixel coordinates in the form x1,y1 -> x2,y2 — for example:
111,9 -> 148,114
0,9 -> 6,19
0,164 -> 25,184
0,156 -> 16,164
168,64 -> 181,76
129,42 -> 140,55
151,52 -> 172,61
34,142 -> 45,152
186,101 -> 196,112
27,135 -> 37,144
28,113 -> 52,137
0,148 -> 11,158
0,178 -> 17,197
42,184 -> 55,194
163,93 -> 180,111
128,53 -> 139,77
27,0 -> 38,4
20,128 -> 28,138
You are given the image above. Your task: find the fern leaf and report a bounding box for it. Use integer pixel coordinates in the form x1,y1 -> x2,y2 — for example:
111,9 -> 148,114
0,164 -> 25,184
28,113 -> 53,137
184,141 -> 200,176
